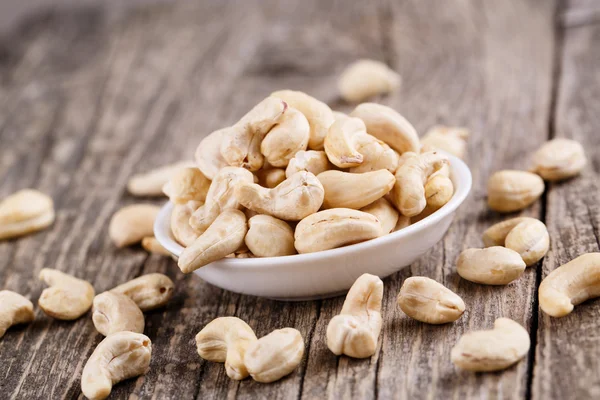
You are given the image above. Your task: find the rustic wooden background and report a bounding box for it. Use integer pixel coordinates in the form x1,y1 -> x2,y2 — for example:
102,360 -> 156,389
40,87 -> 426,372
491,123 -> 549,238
1,0 -> 599,398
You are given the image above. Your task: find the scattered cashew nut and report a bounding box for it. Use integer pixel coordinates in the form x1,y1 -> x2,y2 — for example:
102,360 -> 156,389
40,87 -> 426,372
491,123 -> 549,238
92,292 -> 144,336
457,247 -> 526,285
421,125 -> 469,159
338,59 -> 401,102
38,268 -> 95,320
360,198 -> 399,234
261,107 -> 310,167
245,215 -> 296,257
505,218 -> 549,266
195,128 -> 229,180
0,290 -> 34,339
0,189 -> 55,240
318,169 -> 395,209
397,277 -> 465,324
285,150 -> 332,178
127,161 -> 195,196
487,170 -> 544,213
245,328 -> 305,383
141,236 -> 171,256
109,204 -> 160,248
111,273 -> 174,311
531,138 -> 586,181
482,217 -> 536,247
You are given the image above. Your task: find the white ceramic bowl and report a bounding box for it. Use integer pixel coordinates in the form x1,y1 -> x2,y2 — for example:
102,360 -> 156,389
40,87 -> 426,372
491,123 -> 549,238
154,154 -> 471,301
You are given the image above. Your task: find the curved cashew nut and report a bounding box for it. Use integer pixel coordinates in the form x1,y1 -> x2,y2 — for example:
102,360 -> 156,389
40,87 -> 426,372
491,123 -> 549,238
38,269 -> 95,320
195,128 -> 229,180
531,138 -> 586,181
109,204 -> 160,248
424,173 -> 454,210
326,273 -> 383,358
92,292 -> 144,336
487,170 -> 545,213
482,217 -> 536,247
360,198 -> 399,234
189,167 -> 254,233
127,161 -> 195,197
505,218 -> 549,266
179,209 -> 247,273
350,103 -> 420,155
323,116 -> 366,168
171,200 -> 203,247
317,169 -> 395,209
261,107 -> 310,167
451,318 -> 530,371
391,151 -> 449,217
163,167 -> 210,204
141,236 -> 171,256
421,125 -> 469,159
539,253 -> 600,317
338,59 -> 401,102
0,189 -> 55,240
285,150 -> 331,178
195,316 -> 257,380
457,247 -> 526,285
245,328 -> 305,383
397,277 -> 465,324
295,208 -> 383,254
256,168 -> 286,189
111,273 -> 174,311
235,171 -> 324,221
245,215 -> 296,257
220,97 -> 288,171
81,331 -> 152,400
0,290 -> 34,339
349,134 -> 399,173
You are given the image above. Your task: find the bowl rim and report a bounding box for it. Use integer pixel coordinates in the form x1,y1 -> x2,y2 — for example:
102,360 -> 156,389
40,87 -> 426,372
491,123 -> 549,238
154,153 -> 472,267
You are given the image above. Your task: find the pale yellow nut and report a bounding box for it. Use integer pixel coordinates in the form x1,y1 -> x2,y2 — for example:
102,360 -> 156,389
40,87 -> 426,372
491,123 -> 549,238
0,290 -> 34,339
109,204 -> 160,248
338,59 -> 401,103
505,219 -> 549,266
235,171 -> 324,221
256,168 -> 286,189
487,170 -> 544,213
349,134 -> 399,174
424,174 -> 454,210
482,217 -> 536,247
323,116 -> 366,168
261,107 -> 310,167
92,292 -> 144,336
163,167 -> 210,204
394,214 -> 411,231
332,111 -> 349,122
111,273 -> 174,312
451,318 -> 530,372
195,128 -> 229,180
245,215 -> 296,257
421,125 -> 469,159
285,150 -> 332,178
318,170 -> 395,210
531,138 -> 586,181
350,103 -> 420,155
245,328 -> 305,383
271,90 -> 335,150
38,268 -> 95,320
295,208 -> 383,254
0,189 -> 55,240
539,253 -> 600,317
81,331 -> 151,400
360,198 -> 399,234
397,277 -> 465,324
178,209 -> 247,273
195,316 -> 257,380
127,161 -> 195,196
327,274 -> 383,358
189,167 -> 254,234
141,236 -> 171,256
170,200 -> 203,247
457,247 -> 526,285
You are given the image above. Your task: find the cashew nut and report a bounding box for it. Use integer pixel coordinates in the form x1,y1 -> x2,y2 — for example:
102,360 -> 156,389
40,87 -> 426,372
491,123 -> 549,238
338,59 -> 401,102
245,215 -> 296,257
393,214 -> 411,232
0,290 -> 34,339
110,273 -> 174,312
531,138 -> 586,181
256,168 -> 286,189
189,166 -> 254,234
171,200 -> 203,247
109,204 -> 160,248
38,268 -> 95,320
323,116 -> 366,168
178,209 -> 247,273
195,128 -> 229,180
539,253 -> 600,317
350,103 -> 420,155
81,331 -> 152,400
220,97 -> 288,171
457,247 -> 526,285
391,151 -> 450,217
482,217 -> 536,247
318,169 -> 395,209
195,316 -> 257,380
141,236 -> 171,256
424,173 -> 454,210
326,273 -> 383,358
421,125 -> 469,159
349,134 -> 399,174
92,292 -> 144,336
261,107 -> 310,167
235,171 -> 324,221
505,218 -> 549,266
271,90 -> 335,150
285,150 -> 332,178
295,208 -> 383,254
397,277 -> 465,324
127,161 -> 195,196
0,189 -> 55,240
487,170 -> 545,213
360,198 -> 399,234
332,110 -> 349,122
451,318 -> 530,372
245,328 -> 305,383
163,167 -> 210,204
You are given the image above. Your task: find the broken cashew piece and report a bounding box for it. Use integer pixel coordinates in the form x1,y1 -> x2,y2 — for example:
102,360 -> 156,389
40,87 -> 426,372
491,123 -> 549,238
0,290 -> 34,339
179,209 -> 247,273
0,189 -> 55,240
245,328 -> 305,383
236,171 -> 324,221
256,168 -> 286,189
457,247 -> 526,285
92,292 -> 144,336
421,125 -> 469,159
360,198 -> 399,234
482,217 -> 537,247
318,169 -> 395,210
171,200 -> 203,247
38,268 -> 95,320
109,204 -> 160,248
127,161 -> 195,196
397,277 -> 465,324
245,215 -> 296,257
163,167 -> 210,204
531,138 -> 586,181
323,116 -> 366,168
81,331 -> 152,400
261,107 -> 310,167
111,273 -> 174,312
487,170 -> 544,213
539,253 -> 600,317
505,218 -> 549,266
451,318 -> 530,372
141,236 -> 171,256
338,59 -> 401,102
285,150 -> 332,178
195,128 -> 229,180
195,316 -> 257,380
327,273 -> 383,358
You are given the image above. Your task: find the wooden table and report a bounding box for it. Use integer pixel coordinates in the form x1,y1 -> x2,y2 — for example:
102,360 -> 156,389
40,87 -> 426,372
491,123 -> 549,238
1,0 -> 599,398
